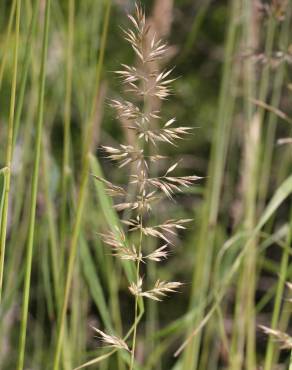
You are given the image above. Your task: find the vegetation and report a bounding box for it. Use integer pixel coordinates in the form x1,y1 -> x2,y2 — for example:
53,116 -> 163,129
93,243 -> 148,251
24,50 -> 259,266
0,1 -> 291,369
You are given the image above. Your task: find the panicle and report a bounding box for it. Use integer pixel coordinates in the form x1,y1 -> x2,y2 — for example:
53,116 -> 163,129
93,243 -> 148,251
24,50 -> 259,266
92,3 -> 200,362
97,2 -> 199,295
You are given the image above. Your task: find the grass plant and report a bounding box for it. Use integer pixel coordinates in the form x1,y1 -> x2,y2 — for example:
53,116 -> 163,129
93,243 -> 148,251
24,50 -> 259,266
0,1 -> 291,369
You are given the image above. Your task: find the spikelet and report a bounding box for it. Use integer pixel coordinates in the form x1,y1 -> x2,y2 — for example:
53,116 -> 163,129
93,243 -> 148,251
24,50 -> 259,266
259,325 -> 292,349
144,244 -> 169,262
99,228 -> 140,261
91,327 -> 129,351
129,278 -> 183,301
123,218 -> 192,244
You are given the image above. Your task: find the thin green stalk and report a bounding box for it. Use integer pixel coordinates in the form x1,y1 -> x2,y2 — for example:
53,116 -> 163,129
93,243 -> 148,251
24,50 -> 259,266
0,0 -> 21,301
32,246 -> 46,367
12,0 -> 41,148
16,0 -> 51,368
129,70 -> 150,370
60,0 -> 75,256
243,9 -> 276,370
2,0 -> 40,312
52,2 -> 111,369
258,17 -> 291,369
0,0 -> 16,89
240,1 -> 258,368
263,206 -> 292,370
146,245 -> 159,368
254,178 -> 292,368
130,216 -> 143,370
4,74 -> 38,300
256,12 -> 291,370
0,167 -> 9,230
42,137 -> 61,311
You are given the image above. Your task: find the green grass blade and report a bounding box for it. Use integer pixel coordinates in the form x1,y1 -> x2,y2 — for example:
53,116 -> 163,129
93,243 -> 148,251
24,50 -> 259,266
79,236 -> 113,330
0,168 -> 8,230
60,0 -> 75,256
12,0 -> 41,147
0,0 -> 16,89
89,154 -> 136,282
263,206 -> 292,370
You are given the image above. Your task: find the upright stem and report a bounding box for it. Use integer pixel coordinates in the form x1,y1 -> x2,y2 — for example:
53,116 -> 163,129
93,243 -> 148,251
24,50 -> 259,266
0,0 -> 16,89
130,214 -> 143,370
60,0 -> 75,258
12,0 -> 40,149
0,0 -> 21,301
129,67 -> 149,369
263,205 -> 292,370
17,0 -> 51,369
289,350 -> 292,370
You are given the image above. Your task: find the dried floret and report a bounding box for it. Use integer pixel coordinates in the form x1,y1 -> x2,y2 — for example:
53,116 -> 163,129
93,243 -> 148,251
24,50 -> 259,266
259,325 -> 292,349
92,176 -> 126,197
92,327 -> 129,351
114,191 -> 159,212
135,118 -> 193,146
131,173 -> 201,199
124,218 -> 192,244
144,244 -> 169,262
129,278 -> 182,301
101,144 -> 146,169
99,228 -> 140,261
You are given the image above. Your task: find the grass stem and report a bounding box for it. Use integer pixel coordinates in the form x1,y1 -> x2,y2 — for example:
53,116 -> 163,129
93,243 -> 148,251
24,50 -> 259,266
60,0 -> 75,259
17,0 -> 51,368
0,0 -> 21,301
130,215 -> 143,370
